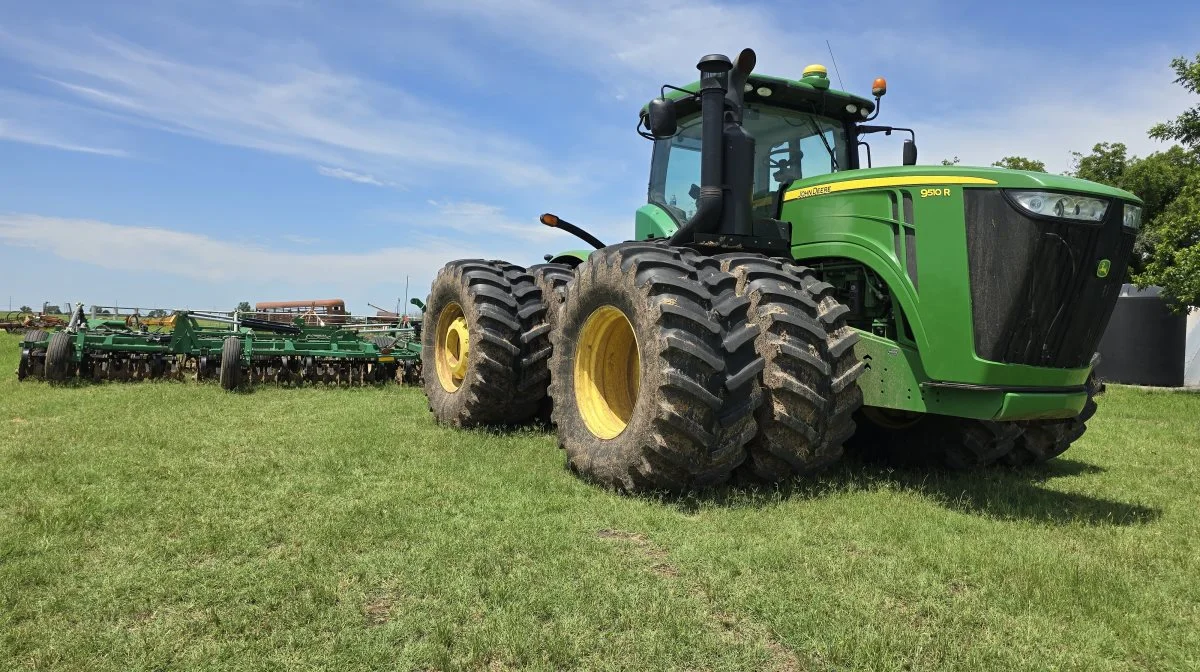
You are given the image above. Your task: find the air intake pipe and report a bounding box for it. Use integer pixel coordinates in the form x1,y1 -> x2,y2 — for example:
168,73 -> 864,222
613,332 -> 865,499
669,49 -> 757,245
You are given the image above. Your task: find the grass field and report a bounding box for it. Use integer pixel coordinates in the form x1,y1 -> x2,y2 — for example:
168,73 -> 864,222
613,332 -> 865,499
2,332 -> 1198,671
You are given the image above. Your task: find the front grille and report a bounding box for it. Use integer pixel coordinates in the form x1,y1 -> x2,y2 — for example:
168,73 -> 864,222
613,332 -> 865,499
964,190 -> 1135,368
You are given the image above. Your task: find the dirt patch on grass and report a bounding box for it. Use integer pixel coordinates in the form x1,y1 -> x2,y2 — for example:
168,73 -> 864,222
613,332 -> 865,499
596,528 -> 678,577
596,529 -> 808,670
363,596 -> 393,626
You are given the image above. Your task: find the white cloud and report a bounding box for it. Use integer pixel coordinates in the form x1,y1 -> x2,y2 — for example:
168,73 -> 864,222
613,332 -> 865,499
316,165 -> 391,187
0,118 -> 130,157
0,28 -> 569,190
388,200 -> 563,244
0,213 -> 460,291
0,209 -> 564,296
281,234 -> 321,245
414,0 -> 1192,173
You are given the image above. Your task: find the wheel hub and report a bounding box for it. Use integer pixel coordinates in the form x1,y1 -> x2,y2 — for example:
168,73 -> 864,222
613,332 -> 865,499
435,302 -> 470,392
574,305 -> 640,439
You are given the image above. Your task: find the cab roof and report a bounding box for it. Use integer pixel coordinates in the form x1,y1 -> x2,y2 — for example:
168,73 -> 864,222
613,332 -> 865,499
640,71 -> 876,124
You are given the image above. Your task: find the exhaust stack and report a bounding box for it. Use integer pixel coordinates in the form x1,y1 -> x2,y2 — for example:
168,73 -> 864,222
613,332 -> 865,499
669,48 -> 760,246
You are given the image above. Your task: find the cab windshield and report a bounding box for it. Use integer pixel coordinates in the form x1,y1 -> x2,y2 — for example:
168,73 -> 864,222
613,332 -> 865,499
649,104 -> 851,221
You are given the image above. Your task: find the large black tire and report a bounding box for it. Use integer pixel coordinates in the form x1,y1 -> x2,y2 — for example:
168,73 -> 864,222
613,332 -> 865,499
1004,375 -> 1103,466
549,243 -> 763,492
528,262 -> 576,423
422,260 -> 550,427
44,331 -> 74,382
23,329 -> 48,345
852,409 -> 1021,470
219,337 -> 243,391
717,254 -> 865,481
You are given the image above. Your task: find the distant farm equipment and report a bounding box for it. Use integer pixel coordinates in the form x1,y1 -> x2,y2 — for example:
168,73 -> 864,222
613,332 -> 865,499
254,299 -> 349,326
17,304 -> 422,389
1,311 -> 68,333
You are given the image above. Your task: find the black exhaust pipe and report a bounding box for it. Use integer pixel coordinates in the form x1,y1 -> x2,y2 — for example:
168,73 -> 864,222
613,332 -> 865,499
669,49 -> 758,246
669,54 -> 732,246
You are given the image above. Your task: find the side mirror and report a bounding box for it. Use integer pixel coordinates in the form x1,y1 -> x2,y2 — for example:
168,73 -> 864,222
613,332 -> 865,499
646,97 -> 677,138
903,139 -> 918,166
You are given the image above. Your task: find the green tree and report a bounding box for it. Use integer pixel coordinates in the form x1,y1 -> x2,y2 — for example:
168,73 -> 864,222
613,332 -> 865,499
1070,142 -> 1129,185
1135,173 -> 1200,306
18,305 -> 32,312
992,156 -> 1046,172
236,301 -> 252,313
147,309 -> 169,318
1149,53 -> 1200,150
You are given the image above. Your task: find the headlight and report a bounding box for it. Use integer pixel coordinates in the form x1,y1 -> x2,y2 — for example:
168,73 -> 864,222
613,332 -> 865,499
1009,191 -> 1108,222
1123,204 -> 1143,230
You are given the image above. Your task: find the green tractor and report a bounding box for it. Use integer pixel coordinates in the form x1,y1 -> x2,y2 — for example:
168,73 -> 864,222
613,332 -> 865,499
421,49 -> 1139,491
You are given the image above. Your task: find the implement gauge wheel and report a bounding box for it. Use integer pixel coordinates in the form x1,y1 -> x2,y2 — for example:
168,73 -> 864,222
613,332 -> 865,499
219,337 -> 243,391
548,243 -> 763,492
23,329 -> 48,345
17,348 -> 31,380
44,331 -> 74,382
422,259 -> 551,427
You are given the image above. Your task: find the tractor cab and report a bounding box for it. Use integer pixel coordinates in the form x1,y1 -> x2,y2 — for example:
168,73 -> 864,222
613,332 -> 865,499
635,65 -> 912,243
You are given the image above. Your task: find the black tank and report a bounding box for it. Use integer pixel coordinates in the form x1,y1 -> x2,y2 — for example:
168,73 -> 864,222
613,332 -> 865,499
1096,285 -> 1186,387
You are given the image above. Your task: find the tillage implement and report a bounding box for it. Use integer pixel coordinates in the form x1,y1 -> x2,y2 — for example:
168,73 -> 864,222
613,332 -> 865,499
17,305 -> 422,390
422,48 -> 1138,491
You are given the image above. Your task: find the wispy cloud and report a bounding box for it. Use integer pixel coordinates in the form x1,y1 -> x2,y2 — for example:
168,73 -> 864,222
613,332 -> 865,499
396,200 -> 563,244
0,118 -> 130,157
315,165 -> 393,187
281,234 -> 321,245
413,0 -> 1188,172
0,28 -> 569,190
0,210 -> 560,291
0,213 -> 469,289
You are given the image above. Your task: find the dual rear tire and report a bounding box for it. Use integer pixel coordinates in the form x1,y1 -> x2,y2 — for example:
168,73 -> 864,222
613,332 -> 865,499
421,245 -> 866,491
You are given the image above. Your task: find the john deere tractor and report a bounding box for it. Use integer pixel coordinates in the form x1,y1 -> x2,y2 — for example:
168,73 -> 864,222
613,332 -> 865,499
421,49 -> 1140,491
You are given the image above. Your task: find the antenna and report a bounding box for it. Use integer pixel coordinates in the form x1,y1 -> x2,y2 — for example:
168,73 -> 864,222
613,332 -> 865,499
826,40 -> 846,90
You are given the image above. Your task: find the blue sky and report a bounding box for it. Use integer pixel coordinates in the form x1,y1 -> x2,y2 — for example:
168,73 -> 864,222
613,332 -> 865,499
1,0 -> 1197,314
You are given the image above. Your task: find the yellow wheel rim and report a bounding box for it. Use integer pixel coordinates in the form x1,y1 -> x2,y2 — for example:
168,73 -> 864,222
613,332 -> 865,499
574,305 -> 640,439
435,302 -> 470,392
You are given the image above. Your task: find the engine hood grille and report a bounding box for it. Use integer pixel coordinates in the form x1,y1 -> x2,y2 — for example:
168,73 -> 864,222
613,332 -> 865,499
964,189 -> 1136,369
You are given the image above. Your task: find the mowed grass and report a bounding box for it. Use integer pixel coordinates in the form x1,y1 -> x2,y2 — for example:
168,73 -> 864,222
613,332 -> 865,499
1,332 -> 1198,671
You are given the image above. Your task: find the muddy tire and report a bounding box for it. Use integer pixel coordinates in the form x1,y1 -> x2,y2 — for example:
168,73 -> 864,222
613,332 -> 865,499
44,331 -> 74,382
717,254 -> 865,481
852,409 -> 1021,469
549,243 -> 762,492
219,337 -> 243,391
1004,375 -> 1103,466
528,262 -> 576,423
422,260 -> 549,427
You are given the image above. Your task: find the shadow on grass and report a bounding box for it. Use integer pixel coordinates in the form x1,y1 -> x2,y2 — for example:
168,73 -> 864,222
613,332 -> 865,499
666,457 -> 1160,527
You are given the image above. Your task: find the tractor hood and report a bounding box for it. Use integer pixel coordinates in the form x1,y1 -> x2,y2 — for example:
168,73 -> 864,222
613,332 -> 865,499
784,165 -> 1142,204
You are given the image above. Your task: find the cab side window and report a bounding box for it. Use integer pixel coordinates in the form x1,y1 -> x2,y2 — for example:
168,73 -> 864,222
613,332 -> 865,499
648,119 -> 703,222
